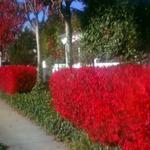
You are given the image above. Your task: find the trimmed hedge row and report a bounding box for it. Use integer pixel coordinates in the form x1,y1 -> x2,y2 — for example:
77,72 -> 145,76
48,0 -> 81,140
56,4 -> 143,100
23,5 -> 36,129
0,65 -> 36,94
49,64 -> 150,150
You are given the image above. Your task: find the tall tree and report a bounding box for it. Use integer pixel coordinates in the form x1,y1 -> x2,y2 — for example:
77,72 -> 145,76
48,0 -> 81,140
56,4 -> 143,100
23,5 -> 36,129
24,0 -> 49,82
60,0 -> 73,67
81,0 -> 128,28
23,0 -> 85,82
47,0 -> 73,67
44,0 -> 85,67
0,0 -> 24,51
81,7 -> 139,63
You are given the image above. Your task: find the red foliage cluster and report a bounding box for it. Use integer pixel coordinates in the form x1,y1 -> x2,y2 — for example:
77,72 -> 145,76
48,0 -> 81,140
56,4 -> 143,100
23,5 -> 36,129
0,65 -> 36,94
0,0 -> 25,49
49,64 -> 150,150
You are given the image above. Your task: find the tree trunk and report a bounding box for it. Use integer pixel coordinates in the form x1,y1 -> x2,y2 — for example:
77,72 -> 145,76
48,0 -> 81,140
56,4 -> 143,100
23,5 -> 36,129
61,0 -> 73,68
65,17 -> 73,67
35,23 -> 43,83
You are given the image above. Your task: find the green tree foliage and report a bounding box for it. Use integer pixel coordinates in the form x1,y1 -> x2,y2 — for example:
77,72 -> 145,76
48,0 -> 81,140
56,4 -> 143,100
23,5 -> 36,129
134,5 -> 150,53
81,6 -> 140,62
40,17 -> 64,60
71,12 -> 82,33
81,0 -> 128,28
8,30 -> 36,65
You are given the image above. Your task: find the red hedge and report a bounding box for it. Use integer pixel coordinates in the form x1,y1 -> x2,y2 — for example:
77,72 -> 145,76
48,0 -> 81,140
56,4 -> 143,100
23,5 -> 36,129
0,65 -> 36,94
49,64 -> 150,150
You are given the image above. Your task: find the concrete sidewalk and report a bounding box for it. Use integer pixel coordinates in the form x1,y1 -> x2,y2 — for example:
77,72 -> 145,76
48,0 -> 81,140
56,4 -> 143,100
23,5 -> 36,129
0,99 -> 69,150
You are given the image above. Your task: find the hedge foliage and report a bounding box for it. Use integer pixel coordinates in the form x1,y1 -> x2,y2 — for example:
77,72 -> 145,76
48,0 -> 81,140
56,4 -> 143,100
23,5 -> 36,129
50,64 -> 150,150
0,65 -> 36,94
0,83 -> 114,150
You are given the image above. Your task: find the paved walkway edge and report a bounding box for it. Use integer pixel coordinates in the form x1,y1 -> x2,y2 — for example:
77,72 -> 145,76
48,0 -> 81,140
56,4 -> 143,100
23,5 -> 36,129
0,99 -> 69,150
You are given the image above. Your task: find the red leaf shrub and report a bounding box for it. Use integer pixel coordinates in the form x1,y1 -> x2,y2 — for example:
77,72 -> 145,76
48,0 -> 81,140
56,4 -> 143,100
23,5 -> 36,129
0,65 -> 36,94
49,64 -> 150,150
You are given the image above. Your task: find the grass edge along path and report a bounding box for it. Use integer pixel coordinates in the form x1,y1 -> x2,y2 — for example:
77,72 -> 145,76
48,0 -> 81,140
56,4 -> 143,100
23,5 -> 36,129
0,84 -> 120,150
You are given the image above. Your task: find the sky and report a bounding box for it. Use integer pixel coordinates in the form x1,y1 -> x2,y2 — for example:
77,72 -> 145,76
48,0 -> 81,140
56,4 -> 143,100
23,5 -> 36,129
17,0 -> 86,27
39,1 -> 86,21
17,0 -> 86,12
17,0 -> 86,29
68,1 -> 86,11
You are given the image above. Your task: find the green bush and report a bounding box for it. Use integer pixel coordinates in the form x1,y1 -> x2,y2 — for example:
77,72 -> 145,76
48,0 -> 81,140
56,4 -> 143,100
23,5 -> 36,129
0,84 -> 119,150
81,6 -> 140,62
0,144 -> 7,150
8,30 -> 36,65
